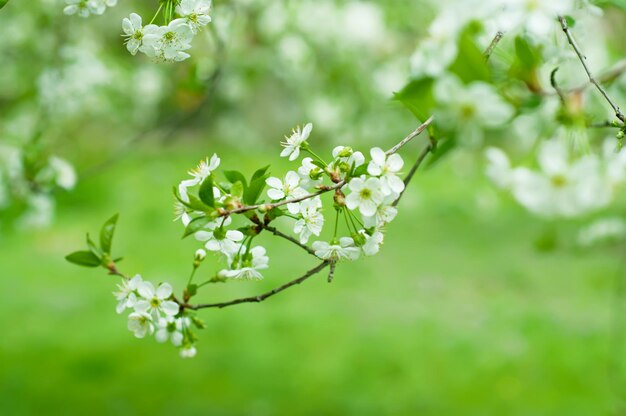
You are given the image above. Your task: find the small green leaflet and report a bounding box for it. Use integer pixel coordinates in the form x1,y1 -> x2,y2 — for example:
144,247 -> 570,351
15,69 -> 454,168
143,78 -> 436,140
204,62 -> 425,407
100,214 -> 119,254
198,175 -> 215,207
65,251 -> 102,268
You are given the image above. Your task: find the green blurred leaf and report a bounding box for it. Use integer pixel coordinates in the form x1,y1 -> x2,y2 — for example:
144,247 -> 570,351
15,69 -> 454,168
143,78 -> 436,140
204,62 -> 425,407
183,216 -> 212,238
86,233 -> 102,257
198,176 -> 215,207
394,77 -> 435,121
449,26 -> 490,83
100,214 -> 118,254
352,164 -> 368,178
265,207 -> 285,221
223,170 -> 248,189
65,251 -> 101,268
0,0 -> 9,10
514,36 -> 541,70
597,0 -> 626,11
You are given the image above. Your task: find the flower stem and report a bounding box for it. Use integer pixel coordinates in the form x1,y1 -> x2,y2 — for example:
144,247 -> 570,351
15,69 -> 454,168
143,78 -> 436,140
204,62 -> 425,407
150,3 -> 164,25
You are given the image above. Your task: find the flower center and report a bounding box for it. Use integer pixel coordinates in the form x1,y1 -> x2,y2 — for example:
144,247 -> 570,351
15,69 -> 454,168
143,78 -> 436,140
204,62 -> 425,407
551,175 -> 567,188
150,297 -> 161,308
360,188 -> 372,199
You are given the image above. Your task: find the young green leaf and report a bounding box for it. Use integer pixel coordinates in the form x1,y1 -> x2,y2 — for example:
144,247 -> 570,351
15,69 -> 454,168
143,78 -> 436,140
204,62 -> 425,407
394,77 -> 436,122
86,233 -> 102,257
100,214 -> 119,254
173,186 -> 213,212
65,251 -> 102,268
223,170 -> 248,189
231,181 -> 245,198
183,216 -> 212,238
449,26 -> 491,83
244,176 -> 268,205
250,165 -> 270,183
198,175 -> 215,207
0,0 -> 9,10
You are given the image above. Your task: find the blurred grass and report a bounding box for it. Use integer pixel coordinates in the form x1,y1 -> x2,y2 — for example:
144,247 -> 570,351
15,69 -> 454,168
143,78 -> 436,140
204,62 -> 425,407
0,140 -> 623,415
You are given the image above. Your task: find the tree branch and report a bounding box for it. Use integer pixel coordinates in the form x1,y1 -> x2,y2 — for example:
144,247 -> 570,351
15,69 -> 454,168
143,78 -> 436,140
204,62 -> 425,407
386,116 -> 434,156
558,16 -> 625,123
182,117 -> 435,311
260,224 -> 317,257
185,261 -> 330,310
392,141 -> 434,207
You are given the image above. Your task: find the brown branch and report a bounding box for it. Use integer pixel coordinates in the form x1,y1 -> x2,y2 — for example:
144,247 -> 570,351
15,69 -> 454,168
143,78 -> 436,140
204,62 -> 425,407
558,16 -> 625,123
392,142 -> 434,207
219,182 -> 345,217
260,224 -> 317,257
182,117 -> 435,311
185,261 -> 330,310
483,31 -> 504,61
385,116 -> 434,156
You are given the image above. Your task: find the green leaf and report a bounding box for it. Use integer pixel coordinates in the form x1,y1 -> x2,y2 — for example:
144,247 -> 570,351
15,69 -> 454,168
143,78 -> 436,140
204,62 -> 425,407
173,186 -> 213,212
65,251 -> 102,268
231,181 -> 245,198
183,216 -> 212,238
223,170 -> 248,189
250,165 -> 270,183
0,0 -> 9,10
86,233 -> 102,257
311,160 -> 326,169
352,164 -> 368,178
100,214 -> 118,254
265,207 -> 285,221
449,25 -> 491,83
198,175 -> 215,207
514,36 -> 541,70
394,77 -> 436,121
564,15 -> 576,28
244,176 -> 269,205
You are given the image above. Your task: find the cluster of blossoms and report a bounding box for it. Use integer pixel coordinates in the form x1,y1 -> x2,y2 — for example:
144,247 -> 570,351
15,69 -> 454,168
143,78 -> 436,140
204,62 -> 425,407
113,273 -> 201,358
63,0 -> 117,18
486,137 -> 626,218
173,121 -> 406,284
63,0 -> 212,62
121,0 -> 212,62
0,144 -> 76,230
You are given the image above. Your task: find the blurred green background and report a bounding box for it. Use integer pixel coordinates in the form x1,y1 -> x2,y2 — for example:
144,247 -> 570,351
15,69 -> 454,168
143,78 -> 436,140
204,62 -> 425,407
2,0 -> 626,415
1,142 -> 624,415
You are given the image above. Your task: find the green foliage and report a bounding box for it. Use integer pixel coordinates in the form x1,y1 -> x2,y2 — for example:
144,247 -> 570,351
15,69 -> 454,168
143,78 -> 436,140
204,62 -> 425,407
198,175 -> 215,207
244,165 -> 271,205
99,214 -> 118,255
223,170 -> 248,189
65,214 -> 120,268
0,0 -> 9,10
65,250 -> 101,268
448,25 -> 491,83
183,216 -> 212,238
394,77 -> 436,122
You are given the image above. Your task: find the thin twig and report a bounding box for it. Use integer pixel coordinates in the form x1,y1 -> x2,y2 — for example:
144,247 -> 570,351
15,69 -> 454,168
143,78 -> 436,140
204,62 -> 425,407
220,182 -> 345,217
483,31 -> 504,61
558,16 -> 625,123
261,224 -> 317,257
182,118 -> 435,311
385,116 -> 434,156
392,142 -> 434,207
185,261 -> 330,309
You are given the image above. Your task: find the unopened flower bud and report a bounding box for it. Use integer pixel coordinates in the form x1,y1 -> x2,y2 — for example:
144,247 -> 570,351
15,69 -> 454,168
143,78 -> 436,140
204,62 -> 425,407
617,130 -> 625,140
352,232 -> 367,247
333,190 -> 346,207
337,146 -> 353,158
194,249 -> 206,261
338,162 -> 351,173
309,168 -> 323,180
